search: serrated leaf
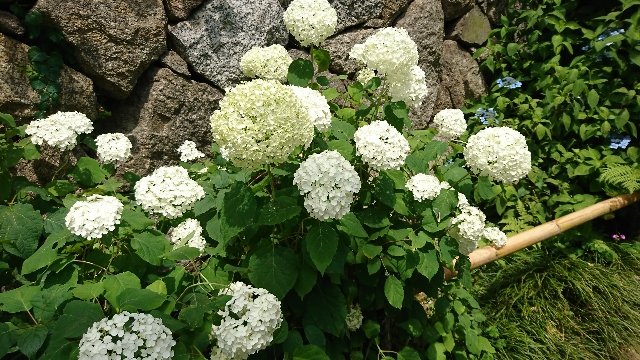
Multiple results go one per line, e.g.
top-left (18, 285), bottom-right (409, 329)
top-left (117, 288), bottom-right (166, 311)
top-left (305, 282), bottom-right (346, 336)
top-left (31, 284), bottom-right (73, 322)
top-left (194, 195), bottom-right (216, 216)
top-left (0, 203), bottom-right (43, 258)
top-left (0, 286), bottom-right (40, 313)
top-left (363, 244), bottom-right (382, 258)
top-left (164, 246), bottom-right (201, 260)
top-left (305, 223), bottom-right (338, 275)
top-left (294, 263), bottom-right (317, 299)
top-left (330, 120), bottom-right (356, 140)
top-left (384, 276), bottom-right (404, 309)
top-left (22, 232), bottom-right (66, 275)
top-left (439, 236), bottom-right (459, 266)
top-left (288, 58), bottom-right (315, 86)
top-left (427, 342), bottom-right (447, 360)
top-left (131, 232), bottom-right (171, 265)
top-left (311, 48), bottom-right (331, 73)
top-left (477, 176), bottom-right (495, 200)
top-left (54, 300), bottom-right (104, 338)
top-left (417, 247), bottom-right (439, 280)
top-left (293, 344), bottom-right (330, 360)
top-left (587, 89), bottom-right (599, 108)
top-left (121, 209), bottom-right (155, 230)
top-left (432, 189), bottom-right (458, 219)
top-left (383, 102), bottom-right (410, 132)
top-left (103, 271), bottom-right (141, 308)
top-left (221, 181), bottom-right (257, 234)
top-left (0, 322), bottom-right (17, 358)
top-left (398, 347), bottom-right (421, 360)
top-left (18, 324), bottom-right (48, 359)
top-left (373, 172), bottom-right (396, 207)
top-left (69, 157), bottom-right (106, 186)
top-left (327, 139), bottom-right (355, 160)
top-left (72, 282), bottom-right (104, 300)
top-left (258, 196), bottom-right (301, 225)
top-left (338, 212), bottom-right (368, 237)
top-left (43, 208), bottom-right (68, 235)
top-left (248, 246), bottom-right (298, 299)
top-left (146, 279), bottom-right (167, 295)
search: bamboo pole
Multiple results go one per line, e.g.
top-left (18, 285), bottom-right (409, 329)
top-left (443, 191), bottom-right (640, 280)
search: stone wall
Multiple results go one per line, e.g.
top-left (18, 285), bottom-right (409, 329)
top-left (0, 0), bottom-right (506, 179)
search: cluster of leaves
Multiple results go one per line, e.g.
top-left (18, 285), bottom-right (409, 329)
top-left (0, 49), bottom-right (505, 359)
top-left (466, 0), bottom-right (640, 244)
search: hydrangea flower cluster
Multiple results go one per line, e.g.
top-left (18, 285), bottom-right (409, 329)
top-left (353, 120), bottom-right (410, 170)
top-left (432, 109), bottom-right (467, 141)
top-left (289, 85), bottom-right (332, 132)
top-left (211, 282), bottom-right (283, 360)
top-left (356, 67), bottom-right (376, 85)
top-left (597, 28), bottom-right (625, 43)
top-left (349, 27), bottom-right (419, 77)
top-left (457, 192), bottom-right (470, 209)
top-left (240, 45), bottom-right (293, 82)
top-left (210, 79), bottom-right (314, 169)
top-left (293, 150), bottom-right (361, 220)
top-left (483, 227), bottom-right (508, 248)
top-left (496, 77), bottom-right (522, 89)
top-left (463, 127), bottom-right (531, 184)
top-left (25, 111), bottom-right (93, 150)
top-left (449, 205), bottom-right (487, 255)
top-left (170, 218), bottom-right (206, 253)
top-left (609, 133), bottom-right (632, 149)
top-left (346, 304), bottom-right (364, 332)
top-left (65, 195), bottom-right (123, 240)
top-left (283, 0), bottom-right (337, 47)
top-left (473, 107), bottom-right (498, 125)
top-left (78, 312), bottom-right (175, 360)
top-left (406, 174), bottom-right (451, 201)
top-left (210, 347), bottom-right (231, 360)
top-left (178, 140), bottom-right (205, 162)
top-left (95, 133), bottom-right (132, 163)
top-left (134, 166), bottom-right (205, 219)
top-left (387, 65), bottom-right (429, 106)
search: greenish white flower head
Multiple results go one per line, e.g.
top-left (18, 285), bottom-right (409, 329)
top-left (283, 0), bottom-right (337, 47)
top-left (483, 226), bottom-right (508, 248)
top-left (78, 311), bottom-right (175, 360)
top-left (134, 166), bottom-right (205, 219)
top-left (356, 67), bottom-right (376, 85)
top-left (170, 218), bottom-right (206, 253)
top-left (212, 282), bottom-right (283, 360)
top-left (449, 205), bottom-right (486, 255)
top-left (25, 111), bottom-right (93, 150)
top-left (354, 120), bottom-right (410, 170)
top-left (95, 133), bottom-right (132, 163)
top-left (210, 79), bottom-right (314, 169)
top-left (293, 150), bottom-right (361, 220)
top-left (432, 109), bottom-right (467, 141)
top-left (463, 127), bottom-right (531, 184)
top-left (289, 85), bottom-right (332, 132)
top-left (406, 173), bottom-right (444, 201)
top-left (210, 347), bottom-right (231, 360)
top-left (178, 140), bottom-right (205, 162)
top-left (346, 304), bottom-right (364, 332)
top-left (387, 65), bottom-right (428, 107)
top-left (349, 27), bottom-right (419, 77)
top-left (240, 44), bottom-right (293, 82)
top-left (65, 195), bottom-right (123, 240)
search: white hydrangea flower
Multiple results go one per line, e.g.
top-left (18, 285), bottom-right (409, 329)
top-left (25, 111), bottom-right (93, 150)
top-left (406, 174), bottom-right (441, 201)
top-left (457, 192), bottom-right (470, 209)
top-left (483, 227), bottom-right (508, 248)
top-left (349, 27), bottom-right (419, 77)
top-left (356, 67), bottom-right (376, 85)
top-left (289, 85), bottom-right (332, 132)
top-left (353, 120), bottom-right (410, 170)
top-left (283, 0), bottom-right (337, 47)
top-left (346, 304), bottom-right (364, 332)
top-left (210, 79), bottom-right (314, 170)
top-left (387, 65), bottom-right (428, 107)
top-left (78, 311), bottom-right (175, 360)
top-left (170, 218), bottom-right (206, 253)
top-left (210, 346), bottom-right (232, 360)
top-left (293, 150), bottom-right (361, 220)
top-left (95, 133), bottom-right (132, 163)
top-left (449, 205), bottom-right (486, 255)
top-left (432, 109), bottom-right (467, 142)
top-left (135, 166), bottom-right (205, 219)
top-left (240, 45), bottom-right (293, 82)
top-left (212, 282), bottom-right (283, 360)
top-left (463, 127), bottom-right (532, 184)
top-left (65, 195), bottom-right (124, 240)
top-left (178, 140), bottom-right (205, 162)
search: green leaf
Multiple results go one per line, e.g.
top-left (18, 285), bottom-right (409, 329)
top-left (194, 195), bottom-right (216, 216)
top-left (131, 232), bottom-right (171, 266)
top-left (179, 305), bottom-right (211, 329)
top-left (338, 212), bottom-right (368, 237)
top-left (417, 246), bottom-right (440, 280)
top-left (103, 271), bottom-right (141, 308)
top-left (18, 324), bottom-right (48, 359)
top-left (221, 181), bottom-right (257, 234)
top-left (0, 286), bottom-right (40, 313)
top-left (0, 323), bottom-right (17, 358)
top-left (316, 76), bottom-right (330, 86)
top-left (330, 120), bottom-right (356, 140)
top-left (31, 284), bottom-right (73, 322)
top-left (383, 102), bottom-right (410, 132)
top-left (362, 320), bottom-right (380, 338)
top-left (357, 208), bottom-right (391, 228)
top-left (465, 329), bottom-right (481, 355)
top-left (45, 180), bottom-right (76, 197)
top-left (327, 139), bottom-right (355, 160)
top-left (373, 172), bottom-right (396, 207)
top-left (121, 209), bottom-right (155, 230)
top-left (0, 113), bottom-right (16, 127)
top-left (258, 196), bottom-right (301, 225)
top-left (43, 208), bottom-right (68, 234)
top-left (146, 279), bottom-right (167, 295)
top-left (0, 203), bottom-right (43, 258)
top-left (164, 246), bottom-right (201, 260)
top-left (305, 282), bottom-right (346, 336)
top-left (97, 178), bottom-right (123, 193)
top-left (631, 50), bottom-right (640, 66)
top-left (248, 246), bottom-right (299, 299)
top-left (311, 48), bottom-right (331, 73)
top-left (54, 300), bottom-right (104, 338)
top-left (293, 344), bottom-right (330, 360)
top-left (432, 189), bottom-right (458, 219)
top-left (476, 176), bottom-right (495, 200)
top-left (69, 157), bottom-right (106, 186)
top-left (398, 347), bottom-right (421, 360)
top-left (427, 342), bottom-right (447, 360)
top-left (439, 236), bottom-right (459, 266)
top-left (305, 223), bottom-right (339, 275)
top-left (384, 276), bottom-right (404, 309)
top-left (405, 151), bottom-right (430, 174)
top-left (399, 319), bottom-right (423, 337)
top-left (72, 282), bottom-right (104, 300)
top-left (294, 263), bottom-right (317, 299)
top-left (288, 58), bottom-right (315, 87)
top-left (587, 89), bottom-right (599, 108)
top-left (22, 233), bottom-right (64, 275)
top-left (363, 244), bottom-right (383, 258)
top-left (616, 108), bottom-right (630, 129)
top-left (506, 42), bottom-right (519, 56)
top-left (304, 324), bottom-right (326, 349)
top-left (117, 288), bottom-right (166, 311)
top-left (322, 88), bottom-right (340, 101)
top-left (284, 330), bottom-right (304, 356)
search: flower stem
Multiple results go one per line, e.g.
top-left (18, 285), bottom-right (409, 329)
top-left (51, 150), bottom-right (70, 182)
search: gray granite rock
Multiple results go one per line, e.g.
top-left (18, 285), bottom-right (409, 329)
top-left (445, 6), bottom-right (492, 46)
top-left (103, 67), bottom-right (223, 177)
top-left (169, 0), bottom-right (288, 90)
top-left (158, 50), bottom-right (191, 78)
top-left (0, 10), bottom-right (25, 38)
top-left (432, 40), bottom-right (487, 114)
top-left (364, 0), bottom-right (411, 28)
top-left (328, 0), bottom-right (384, 32)
top-left (478, 0), bottom-right (508, 26)
top-left (0, 33), bottom-right (97, 125)
top-left (395, 0), bottom-right (444, 129)
top-left (441, 0), bottom-right (474, 21)
top-left (32, 0), bottom-right (167, 99)
top-left (323, 28), bottom-right (376, 76)
top-left (163, 0), bottom-right (204, 20)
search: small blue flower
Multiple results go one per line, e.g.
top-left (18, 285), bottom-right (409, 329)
top-left (473, 107), bottom-right (499, 125)
top-left (597, 34), bottom-right (606, 41)
top-left (595, 56), bottom-right (603, 62)
top-left (446, 159), bottom-right (454, 165)
top-left (582, 45), bottom-right (590, 51)
top-left (609, 133), bottom-right (632, 150)
top-left (604, 52), bottom-right (612, 58)
top-left (497, 77), bottom-right (522, 89)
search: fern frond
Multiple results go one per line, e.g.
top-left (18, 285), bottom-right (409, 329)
top-left (599, 165), bottom-right (640, 195)
top-left (499, 217), bottom-right (534, 235)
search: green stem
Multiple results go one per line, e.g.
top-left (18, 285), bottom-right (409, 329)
top-left (267, 164), bottom-right (277, 199)
top-left (51, 150), bottom-right (70, 182)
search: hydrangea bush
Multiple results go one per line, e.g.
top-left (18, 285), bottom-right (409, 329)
top-left (0, 3), bottom-right (529, 360)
